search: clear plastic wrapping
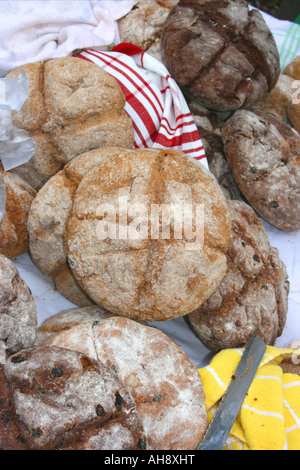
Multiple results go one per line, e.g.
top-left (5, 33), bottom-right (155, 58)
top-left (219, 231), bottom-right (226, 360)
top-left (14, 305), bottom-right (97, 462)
top-left (0, 69), bottom-right (36, 171)
top-left (0, 69), bottom-right (36, 222)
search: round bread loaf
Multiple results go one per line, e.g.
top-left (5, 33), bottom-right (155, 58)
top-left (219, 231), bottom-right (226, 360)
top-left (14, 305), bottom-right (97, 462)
top-left (6, 58), bottom-right (134, 191)
top-left (187, 200), bottom-right (289, 351)
top-left (27, 147), bottom-right (134, 306)
top-left (65, 148), bottom-right (231, 321)
top-left (0, 167), bottom-right (36, 258)
top-left (36, 309), bottom-right (208, 450)
top-left (0, 254), bottom-right (37, 356)
top-left (161, 0), bottom-right (280, 112)
top-left (222, 108), bottom-right (300, 231)
top-left (0, 345), bottom-right (146, 450)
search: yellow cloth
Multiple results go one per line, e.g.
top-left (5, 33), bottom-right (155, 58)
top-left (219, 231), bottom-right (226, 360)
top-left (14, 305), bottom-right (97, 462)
top-left (198, 345), bottom-right (300, 450)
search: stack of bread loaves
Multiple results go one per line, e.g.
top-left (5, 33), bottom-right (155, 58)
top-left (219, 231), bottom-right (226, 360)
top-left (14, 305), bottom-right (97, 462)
top-left (0, 0), bottom-right (298, 450)
top-left (118, 0), bottom-right (294, 349)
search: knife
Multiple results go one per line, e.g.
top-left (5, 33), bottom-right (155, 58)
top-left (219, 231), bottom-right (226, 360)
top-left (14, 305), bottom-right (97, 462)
top-left (198, 334), bottom-right (266, 450)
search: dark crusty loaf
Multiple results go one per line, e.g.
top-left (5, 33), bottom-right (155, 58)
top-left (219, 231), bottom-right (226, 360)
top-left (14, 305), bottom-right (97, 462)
top-left (0, 345), bottom-right (146, 450)
top-left (6, 58), bottom-right (134, 191)
top-left (0, 254), bottom-right (37, 356)
top-left (161, 0), bottom-right (280, 111)
top-left (187, 200), bottom-right (289, 351)
top-left (222, 108), bottom-right (300, 231)
top-left (36, 308), bottom-right (208, 450)
top-left (280, 341), bottom-right (300, 375)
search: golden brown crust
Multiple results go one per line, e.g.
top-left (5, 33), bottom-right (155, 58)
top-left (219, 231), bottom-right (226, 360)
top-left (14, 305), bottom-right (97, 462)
top-left (6, 58), bottom-right (134, 190)
top-left (288, 102), bottom-right (300, 134)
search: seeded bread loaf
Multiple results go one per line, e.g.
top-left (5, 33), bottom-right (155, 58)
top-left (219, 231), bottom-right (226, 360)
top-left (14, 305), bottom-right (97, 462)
top-left (6, 58), bottom-right (134, 190)
top-left (36, 308), bottom-right (208, 450)
top-left (187, 200), bottom-right (289, 351)
top-left (27, 147), bottom-right (134, 306)
top-left (222, 108), bottom-right (300, 231)
top-left (188, 101), bottom-right (240, 200)
top-left (0, 345), bottom-right (146, 450)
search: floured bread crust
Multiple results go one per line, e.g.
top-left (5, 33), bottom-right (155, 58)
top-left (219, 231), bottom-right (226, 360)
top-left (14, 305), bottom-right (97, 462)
top-left (280, 340), bottom-right (300, 375)
top-left (0, 254), bottom-right (37, 355)
top-left (0, 345), bottom-right (146, 450)
top-left (284, 56), bottom-right (300, 80)
top-left (6, 58), bottom-right (134, 190)
top-left (36, 310), bottom-right (208, 450)
top-left (187, 200), bottom-right (289, 351)
top-left (65, 148), bottom-right (231, 321)
top-left (0, 167), bottom-right (36, 258)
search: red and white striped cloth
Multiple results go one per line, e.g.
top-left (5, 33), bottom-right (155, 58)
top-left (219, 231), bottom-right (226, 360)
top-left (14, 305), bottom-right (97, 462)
top-left (75, 43), bottom-right (207, 168)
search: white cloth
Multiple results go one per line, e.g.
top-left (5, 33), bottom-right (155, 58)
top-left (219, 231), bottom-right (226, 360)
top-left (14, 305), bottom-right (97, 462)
top-left (0, 0), bottom-right (137, 77)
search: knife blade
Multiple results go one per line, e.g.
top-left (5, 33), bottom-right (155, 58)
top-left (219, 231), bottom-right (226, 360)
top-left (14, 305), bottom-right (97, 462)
top-left (198, 334), bottom-right (266, 450)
